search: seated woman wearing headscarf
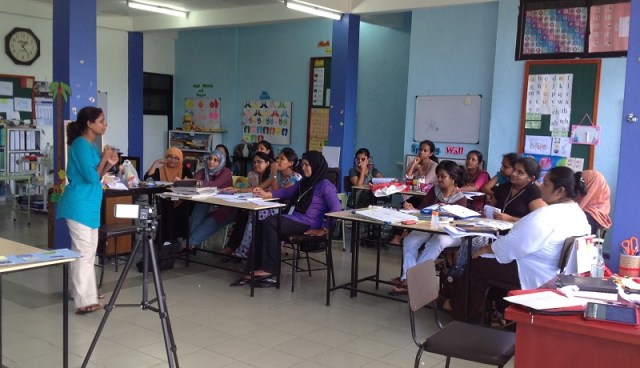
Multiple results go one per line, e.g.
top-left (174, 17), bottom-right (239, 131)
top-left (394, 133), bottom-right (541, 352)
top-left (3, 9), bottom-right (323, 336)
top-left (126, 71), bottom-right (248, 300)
top-left (232, 151), bottom-right (342, 286)
top-left (186, 150), bottom-right (234, 250)
top-left (144, 147), bottom-right (194, 244)
top-left (575, 170), bottom-right (612, 235)
top-left (448, 166), bottom-right (591, 320)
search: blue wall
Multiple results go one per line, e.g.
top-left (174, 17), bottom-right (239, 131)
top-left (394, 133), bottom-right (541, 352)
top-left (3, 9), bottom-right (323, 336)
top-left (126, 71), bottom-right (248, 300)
top-left (404, 3), bottom-right (498, 166)
top-left (487, 0), bottom-right (624, 209)
top-left (174, 16), bottom-right (411, 179)
top-left (357, 14), bottom-right (411, 177)
top-left (174, 20), bottom-right (333, 157)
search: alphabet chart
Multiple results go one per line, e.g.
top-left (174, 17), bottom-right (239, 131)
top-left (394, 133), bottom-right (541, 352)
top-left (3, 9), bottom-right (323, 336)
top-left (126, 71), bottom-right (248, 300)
top-left (525, 74), bottom-right (573, 132)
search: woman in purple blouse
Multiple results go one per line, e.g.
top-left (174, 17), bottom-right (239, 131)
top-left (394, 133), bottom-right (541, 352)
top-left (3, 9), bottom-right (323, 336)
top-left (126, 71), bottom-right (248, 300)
top-left (234, 151), bottom-right (342, 286)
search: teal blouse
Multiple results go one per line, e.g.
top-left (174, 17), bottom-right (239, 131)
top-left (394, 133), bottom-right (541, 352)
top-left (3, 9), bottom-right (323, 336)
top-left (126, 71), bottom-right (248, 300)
top-left (57, 137), bottom-right (103, 229)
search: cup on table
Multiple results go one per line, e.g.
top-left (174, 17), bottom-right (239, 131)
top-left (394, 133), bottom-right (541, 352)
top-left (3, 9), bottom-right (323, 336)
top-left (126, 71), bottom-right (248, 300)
top-left (619, 254), bottom-right (640, 277)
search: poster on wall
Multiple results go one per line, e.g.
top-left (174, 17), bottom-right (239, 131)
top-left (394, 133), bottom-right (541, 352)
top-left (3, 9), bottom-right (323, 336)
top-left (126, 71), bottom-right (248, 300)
top-left (241, 100), bottom-right (292, 145)
top-left (184, 97), bottom-right (221, 131)
top-left (589, 2), bottom-right (630, 53)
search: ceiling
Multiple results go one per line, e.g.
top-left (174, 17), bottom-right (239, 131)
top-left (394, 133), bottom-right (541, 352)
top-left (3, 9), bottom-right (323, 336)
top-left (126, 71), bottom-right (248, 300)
top-left (13, 0), bottom-right (493, 32)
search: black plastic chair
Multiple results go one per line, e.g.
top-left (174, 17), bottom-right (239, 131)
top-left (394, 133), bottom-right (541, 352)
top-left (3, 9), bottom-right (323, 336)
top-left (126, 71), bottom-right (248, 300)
top-left (407, 259), bottom-right (515, 368)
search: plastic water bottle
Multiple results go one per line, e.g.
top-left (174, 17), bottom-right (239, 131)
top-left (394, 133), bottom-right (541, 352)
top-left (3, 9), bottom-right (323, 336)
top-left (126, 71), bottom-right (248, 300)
top-left (430, 210), bottom-right (440, 229)
top-left (591, 241), bottom-right (605, 278)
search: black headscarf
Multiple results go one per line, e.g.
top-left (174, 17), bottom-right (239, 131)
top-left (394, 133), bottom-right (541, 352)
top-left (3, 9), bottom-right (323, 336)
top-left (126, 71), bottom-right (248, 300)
top-left (293, 151), bottom-right (328, 214)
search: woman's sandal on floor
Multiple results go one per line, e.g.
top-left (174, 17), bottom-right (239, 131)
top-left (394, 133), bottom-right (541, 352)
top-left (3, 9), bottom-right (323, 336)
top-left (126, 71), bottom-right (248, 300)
top-left (388, 285), bottom-right (408, 296)
top-left (229, 274), bottom-right (272, 287)
top-left (75, 304), bottom-right (102, 315)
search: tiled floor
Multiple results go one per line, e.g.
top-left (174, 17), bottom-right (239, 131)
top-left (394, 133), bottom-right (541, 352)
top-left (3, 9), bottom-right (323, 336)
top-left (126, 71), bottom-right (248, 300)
top-left (0, 200), bottom-right (514, 367)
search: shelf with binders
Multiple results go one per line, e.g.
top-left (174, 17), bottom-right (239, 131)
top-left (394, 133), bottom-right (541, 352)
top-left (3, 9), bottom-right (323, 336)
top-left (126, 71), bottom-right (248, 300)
top-left (5, 127), bottom-right (41, 174)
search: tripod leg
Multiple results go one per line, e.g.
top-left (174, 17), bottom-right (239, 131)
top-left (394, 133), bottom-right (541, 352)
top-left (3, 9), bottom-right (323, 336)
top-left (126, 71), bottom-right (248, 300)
top-left (82, 231), bottom-right (144, 368)
top-left (146, 234), bottom-right (180, 367)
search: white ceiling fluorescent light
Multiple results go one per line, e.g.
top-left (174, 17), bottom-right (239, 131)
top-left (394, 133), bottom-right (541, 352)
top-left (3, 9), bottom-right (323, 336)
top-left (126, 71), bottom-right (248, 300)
top-left (127, 1), bottom-right (189, 18)
top-left (285, 0), bottom-right (342, 21)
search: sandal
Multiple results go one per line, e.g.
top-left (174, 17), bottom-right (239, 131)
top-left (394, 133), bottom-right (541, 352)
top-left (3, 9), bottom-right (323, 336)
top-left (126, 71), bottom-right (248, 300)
top-left (98, 294), bottom-right (105, 300)
top-left (388, 286), bottom-right (408, 296)
top-left (389, 277), bottom-right (403, 286)
top-left (229, 274), bottom-right (272, 287)
top-left (255, 277), bottom-right (277, 288)
top-left (75, 304), bottom-right (102, 315)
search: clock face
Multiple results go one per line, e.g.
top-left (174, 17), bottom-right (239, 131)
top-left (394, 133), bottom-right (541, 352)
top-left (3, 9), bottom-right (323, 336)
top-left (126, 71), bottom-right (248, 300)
top-left (5, 28), bottom-right (40, 65)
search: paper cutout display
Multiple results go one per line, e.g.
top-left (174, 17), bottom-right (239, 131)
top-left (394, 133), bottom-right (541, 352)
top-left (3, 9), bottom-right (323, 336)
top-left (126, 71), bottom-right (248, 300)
top-left (242, 100), bottom-right (292, 145)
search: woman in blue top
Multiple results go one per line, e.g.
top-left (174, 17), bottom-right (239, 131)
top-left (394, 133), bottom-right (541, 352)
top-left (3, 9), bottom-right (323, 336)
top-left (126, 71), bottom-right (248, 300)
top-left (57, 106), bottom-right (119, 315)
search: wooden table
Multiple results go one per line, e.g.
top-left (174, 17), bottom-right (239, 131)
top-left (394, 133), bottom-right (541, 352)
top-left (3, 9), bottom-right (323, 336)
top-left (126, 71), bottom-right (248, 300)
top-left (505, 303), bottom-right (640, 367)
top-left (0, 238), bottom-right (77, 368)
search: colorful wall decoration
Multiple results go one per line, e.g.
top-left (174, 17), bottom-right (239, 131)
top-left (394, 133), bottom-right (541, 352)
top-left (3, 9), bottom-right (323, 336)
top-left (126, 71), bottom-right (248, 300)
top-left (241, 100), bottom-right (292, 145)
top-left (184, 97), bottom-right (221, 131)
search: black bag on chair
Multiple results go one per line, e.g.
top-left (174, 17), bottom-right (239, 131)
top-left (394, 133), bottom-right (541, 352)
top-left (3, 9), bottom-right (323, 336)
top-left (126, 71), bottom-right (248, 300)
top-left (136, 241), bottom-right (180, 272)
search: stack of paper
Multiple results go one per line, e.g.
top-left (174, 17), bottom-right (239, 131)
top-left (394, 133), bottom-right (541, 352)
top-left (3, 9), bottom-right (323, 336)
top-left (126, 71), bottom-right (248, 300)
top-left (356, 207), bottom-right (418, 223)
top-left (439, 205), bottom-right (480, 219)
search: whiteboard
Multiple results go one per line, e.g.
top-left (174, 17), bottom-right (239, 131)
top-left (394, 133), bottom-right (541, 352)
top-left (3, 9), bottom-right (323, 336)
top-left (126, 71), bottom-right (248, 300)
top-left (414, 95), bottom-right (481, 144)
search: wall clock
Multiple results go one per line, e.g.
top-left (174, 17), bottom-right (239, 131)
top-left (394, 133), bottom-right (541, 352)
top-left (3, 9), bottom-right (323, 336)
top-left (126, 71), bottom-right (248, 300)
top-left (5, 27), bottom-right (40, 65)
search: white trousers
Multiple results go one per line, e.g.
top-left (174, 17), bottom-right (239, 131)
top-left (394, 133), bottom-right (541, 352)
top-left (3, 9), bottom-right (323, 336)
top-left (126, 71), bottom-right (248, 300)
top-left (66, 219), bottom-right (99, 309)
top-left (401, 231), bottom-right (462, 280)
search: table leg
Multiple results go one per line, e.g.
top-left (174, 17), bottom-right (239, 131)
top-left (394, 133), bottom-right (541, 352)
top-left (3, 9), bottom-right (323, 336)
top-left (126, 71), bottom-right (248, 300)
top-left (351, 221), bottom-right (360, 297)
top-left (464, 237), bottom-right (472, 322)
top-left (63, 263), bottom-right (69, 368)
top-left (1, 274), bottom-right (3, 368)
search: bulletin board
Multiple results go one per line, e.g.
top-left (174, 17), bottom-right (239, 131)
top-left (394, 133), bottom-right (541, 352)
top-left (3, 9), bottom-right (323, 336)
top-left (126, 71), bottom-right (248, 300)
top-left (519, 59), bottom-right (600, 173)
top-left (0, 74), bottom-right (35, 122)
top-left (307, 57), bottom-right (331, 151)
top-left (414, 95), bottom-right (482, 144)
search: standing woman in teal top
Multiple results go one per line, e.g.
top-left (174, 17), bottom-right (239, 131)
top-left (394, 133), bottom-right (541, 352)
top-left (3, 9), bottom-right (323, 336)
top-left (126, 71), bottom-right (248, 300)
top-left (57, 106), bottom-right (119, 315)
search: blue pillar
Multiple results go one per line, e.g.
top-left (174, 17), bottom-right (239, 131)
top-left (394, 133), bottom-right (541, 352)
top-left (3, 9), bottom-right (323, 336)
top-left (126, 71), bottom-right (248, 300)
top-left (52, 0), bottom-right (97, 248)
top-left (610, 0), bottom-right (640, 272)
top-left (128, 33), bottom-right (144, 162)
top-left (329, 14), bottom-right (359, 180)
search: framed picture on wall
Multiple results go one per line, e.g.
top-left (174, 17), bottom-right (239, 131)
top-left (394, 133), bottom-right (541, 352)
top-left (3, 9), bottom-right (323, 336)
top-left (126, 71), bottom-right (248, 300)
top-left (516, 0), bottom-right (629, 60)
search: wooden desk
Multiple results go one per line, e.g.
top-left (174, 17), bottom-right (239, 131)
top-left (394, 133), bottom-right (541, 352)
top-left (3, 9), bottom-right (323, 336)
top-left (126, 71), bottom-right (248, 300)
top-left (505, 304), bottom-right (640, 367)
top-left (0, 238), bottom-right (77, 368)
top-left (325, 210), bottom-right (476, 319)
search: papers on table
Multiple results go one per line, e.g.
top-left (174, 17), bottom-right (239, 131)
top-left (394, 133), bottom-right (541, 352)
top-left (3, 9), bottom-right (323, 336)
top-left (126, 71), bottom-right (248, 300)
top-left (0, 248), bottom-right (80, 266)
top-left (355, 207), bottom-right (418, 223)
top-left (171, 187), bottom-right (218, 195)
top-left (504, 291), bottom-right (587, 310)
top-left (463, 191), bottom-right (485, 200)
top-left (106, 182), bottom-right (128, 190)
top-left (475, 219), bottom-right (514, 231)
top-left (483, 205), bottom-right (501, 219)
top-left (443, 225), bottom-right (497, 239)
top-left (439, 205), bottom-right (480, 219)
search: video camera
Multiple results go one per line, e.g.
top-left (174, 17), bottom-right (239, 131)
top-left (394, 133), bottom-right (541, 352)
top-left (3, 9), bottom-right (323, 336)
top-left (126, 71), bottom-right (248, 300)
top-left (114, 204), bottom-right (154, 221)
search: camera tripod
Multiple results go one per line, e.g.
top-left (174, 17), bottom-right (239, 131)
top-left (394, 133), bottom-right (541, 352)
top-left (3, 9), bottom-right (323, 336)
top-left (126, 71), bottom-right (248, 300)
top-left (82, 217), bottom-right (179, 367)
